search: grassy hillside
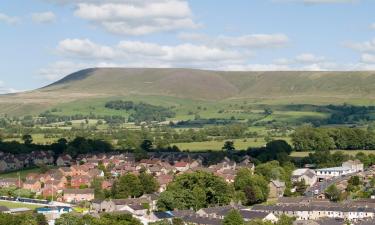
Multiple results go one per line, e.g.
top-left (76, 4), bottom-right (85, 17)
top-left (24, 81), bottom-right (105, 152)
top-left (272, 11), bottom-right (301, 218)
top-left (2, 68), bottom-right (375, 115)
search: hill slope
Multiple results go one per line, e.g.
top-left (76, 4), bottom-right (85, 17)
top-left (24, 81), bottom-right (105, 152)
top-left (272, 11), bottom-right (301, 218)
top-left (2, 68), bottom-right (375, 115)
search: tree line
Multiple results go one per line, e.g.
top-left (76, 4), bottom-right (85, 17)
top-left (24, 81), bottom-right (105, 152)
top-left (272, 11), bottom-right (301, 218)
top-left (291, 126), bottom-right (375, 151)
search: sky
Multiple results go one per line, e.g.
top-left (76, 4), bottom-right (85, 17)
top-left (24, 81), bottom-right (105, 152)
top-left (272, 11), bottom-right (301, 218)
top-left (0, 0), bottom-right (375, 93)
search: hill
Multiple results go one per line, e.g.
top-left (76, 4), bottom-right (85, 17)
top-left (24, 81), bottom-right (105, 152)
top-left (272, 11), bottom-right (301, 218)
top-left (2, 68), bottom-right (375, 115)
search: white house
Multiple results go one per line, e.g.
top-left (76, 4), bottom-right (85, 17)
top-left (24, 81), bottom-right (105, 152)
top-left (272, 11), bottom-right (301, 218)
top-left (292, 169), bottom-right (317, 187)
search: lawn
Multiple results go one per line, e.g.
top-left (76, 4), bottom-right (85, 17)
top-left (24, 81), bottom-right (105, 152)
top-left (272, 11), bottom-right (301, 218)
top-left (0, 167), bottom-right (41, 179)
top-left (173, 138), bottom-right (269, 151)
top-left (0, 200), bottom-right (42, 210)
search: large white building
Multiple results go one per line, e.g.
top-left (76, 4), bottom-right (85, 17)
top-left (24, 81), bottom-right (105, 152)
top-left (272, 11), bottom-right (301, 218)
top-left (315, 160), bottom-right (364, 180)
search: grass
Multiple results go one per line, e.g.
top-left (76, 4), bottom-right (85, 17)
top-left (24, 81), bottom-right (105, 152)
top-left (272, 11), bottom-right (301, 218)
top-left (0, 167), bottom-right (41, 179)
top-left (173, 138), bottom-right (286, 151)
top-left (0, 200), bottom-right (42, 209)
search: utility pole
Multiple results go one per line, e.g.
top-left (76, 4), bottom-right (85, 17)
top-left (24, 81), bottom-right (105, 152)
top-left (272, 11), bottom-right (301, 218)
top-left (51, 177), bottom-right (54, 204)
top-left (17, 172), bottom-right (20, 199)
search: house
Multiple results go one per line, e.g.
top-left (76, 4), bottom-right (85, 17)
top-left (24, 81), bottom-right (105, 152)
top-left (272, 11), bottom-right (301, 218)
top-left (63, 188), bottom-right (95, 203)
top-left (240, 210), bottom-right (278, 223)
top-left (0, 178), bottom-right (22, 188)
top-left (157, 174), bottom-right (173, 192)
top-left (269, 180), bottom-right (286, 198)
top-left (42, 186), bottom-right (59, 198)
top-left (22, 179), bottom-right (42, 192)
top-left (59, 167), bottom-right (73, 176)
top-left (292, 168), bottom-right (317, 187)
top-left (196, 205), bottom-right (245, 219)
top-left (71, 175), bottom-right (91, 188)
top-left (179, 215), bottom-right (222, 225)
top-left (175, 161), bottom-right (190, 172)
top-left (252, 200), bottom-right (375, 221)
top-left (56, 154), bottom-right (73, 167)
top-left (342, 160), bottom-right (364, 173)
top-left (101, 180), bottom-right (113, 190)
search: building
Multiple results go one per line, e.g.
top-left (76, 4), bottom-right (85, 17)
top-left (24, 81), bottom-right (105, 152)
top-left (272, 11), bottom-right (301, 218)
top-left (315, 160), bottom-right (363, 181)
top-left (342, 160), bottom-right (364, 173)
top-left (292, 169), bottom-right (317, 187)
top-left (0, 178), bottom-right (22, 188)
top-left (22, 179), bottom-right (42, 192)
top-left (252, 201), bottom-right (375, 221)
top-left (269, 180), bottom-right (286, 198)
top-left (63, 189), bottom-right (95, 203)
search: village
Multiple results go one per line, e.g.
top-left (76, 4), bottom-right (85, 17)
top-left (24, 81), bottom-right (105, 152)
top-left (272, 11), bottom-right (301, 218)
top-left (1, 150), bottom-right (375, 225)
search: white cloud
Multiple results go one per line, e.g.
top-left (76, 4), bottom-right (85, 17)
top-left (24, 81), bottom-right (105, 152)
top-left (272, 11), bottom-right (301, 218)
top-left (361, 53), bottom-right (375, 63)
top-left (32, 11), bottom-right (56, 23)
top-left (295, 53), bottom-right (326, 63)
top-left (57, 38), bottom-right (245, 64)
top-left (178, 33), bottom-right (290, 49)
top-left (274, 53), bottom-right (327, 65)
top-left (216, 34), bottom-right (289, 48)
top-left (37, 61), bottom-right (92, 81)
top-left (57, 38), bottom-right (116, 59)
top-left (72, 0), bottom-right (199, 35)
top-left (345, 39), bottom-right (375, 53)
top-left (0, 13), bottom-right (20, 25)
top-left (371, 23), bottom-right (375, 30)
top-left (0, 80), bottom-right (20, 94)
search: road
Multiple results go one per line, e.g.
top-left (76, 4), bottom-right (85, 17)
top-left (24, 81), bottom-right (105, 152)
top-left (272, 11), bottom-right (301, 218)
top-left (304, 169), bottom-right (373, 197)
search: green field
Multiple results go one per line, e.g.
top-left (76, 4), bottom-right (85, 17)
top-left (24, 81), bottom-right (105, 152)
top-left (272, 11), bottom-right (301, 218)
top-left (174, 137), bottom-right (291, 151)
top-left (0, 200), bottom-right (42, 209)
top-left (0, 167), bottom-right (42, 179)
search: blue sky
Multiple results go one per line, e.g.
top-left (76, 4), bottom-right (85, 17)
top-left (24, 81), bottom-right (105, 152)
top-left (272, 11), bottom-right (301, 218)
top-left (0, 0), bottom-right (374, 93)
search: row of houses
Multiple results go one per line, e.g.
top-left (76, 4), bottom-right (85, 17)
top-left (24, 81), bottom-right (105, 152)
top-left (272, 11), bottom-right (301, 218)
top-left (1, 153), bottom-right (256, 203)
top-left (0, 151), bottom-right (54, 172)
top-left (252, 197), bottom-right (375, 222)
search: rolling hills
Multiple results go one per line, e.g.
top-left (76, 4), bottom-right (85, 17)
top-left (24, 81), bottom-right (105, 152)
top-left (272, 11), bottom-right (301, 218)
top-left (2, 68), bottom-right (375, 115)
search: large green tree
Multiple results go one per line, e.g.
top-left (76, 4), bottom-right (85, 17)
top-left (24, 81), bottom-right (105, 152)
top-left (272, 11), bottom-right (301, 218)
top-left (112, 173), bottom-right (143, 198)
top-left (223, 209), bottom-right (245, 225)
top-left (157, 171), bottom-right (233, 211)
top-left (234, 168), bottom-right (269, 205)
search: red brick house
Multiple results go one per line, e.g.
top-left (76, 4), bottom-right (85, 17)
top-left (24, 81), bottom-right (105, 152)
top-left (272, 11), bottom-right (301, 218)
top-left (63, 189), bottom-right (95, 203)
top-left (71, 175), bottom-right (91, 188)
top-left (23, 180), bottom-right (42, 192)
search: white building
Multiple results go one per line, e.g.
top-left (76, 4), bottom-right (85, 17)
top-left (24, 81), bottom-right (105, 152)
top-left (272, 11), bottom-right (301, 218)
top-left (315, 160), bottom-right (363, 181)
top-left (292, 169), bottom-right (317, 187)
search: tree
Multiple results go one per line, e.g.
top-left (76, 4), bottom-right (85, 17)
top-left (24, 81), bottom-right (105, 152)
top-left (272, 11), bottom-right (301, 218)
top-left (291, 126), bottom-right (335, 151)
top-left (276, 214), bottom-right (295, 225)
top-left (247, 140), bottom-right (293, 164)
top-left (55, 213), bottom-right (142, 225)
top-left (22, 134), bottom-right (33, 146)
top-left (140, 139), bottom-right (153, 152)
top-left (222, 141), bottom-right (235, 152)
top-left (91, 178), bottom-right (105, 200)
top-left (112, 173), bottom-right (143, 198)
top-left (223, 209), bottom-right (245, 225)
top-left (234, 168), bottom-right (269, 205)
top-left (157, 171), bottom-right (232, 211)
top-left (139, 171), bottom-right (159, 194)
top-left (325, 184), bottom-right (341, 202)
